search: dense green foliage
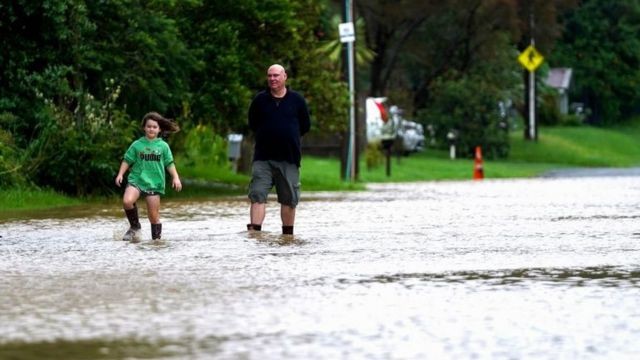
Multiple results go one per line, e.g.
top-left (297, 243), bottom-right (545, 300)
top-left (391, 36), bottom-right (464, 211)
top-left (0, 0), bottom-right (347, 195)
top-left (1, 0), bottom-right (637, 197)
top-left (551, 0), bottom-right (640, 125)
top-left (417, 33), bottom-right (520, 159)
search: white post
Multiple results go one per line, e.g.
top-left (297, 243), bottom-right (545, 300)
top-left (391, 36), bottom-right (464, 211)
top-left (529, 69), bottom-right (536, 140)
top-left (528, 11), bottom-right (536, 141)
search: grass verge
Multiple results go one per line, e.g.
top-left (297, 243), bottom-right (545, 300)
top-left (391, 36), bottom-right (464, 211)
top-left (4, 123), bottom-right (640, 212)
top-left (0, 187), bottom-right (82, 212)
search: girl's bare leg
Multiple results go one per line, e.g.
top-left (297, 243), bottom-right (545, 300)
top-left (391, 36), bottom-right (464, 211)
top-left (122, 186), bottom-right (142, 241)
top-left (146, 195), bottom-right (162, 239)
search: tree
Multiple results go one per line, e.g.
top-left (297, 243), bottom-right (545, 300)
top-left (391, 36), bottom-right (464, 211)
top-left (551, 0), bottom-right (640, 124)
top-left (355, 0), bottom-right (522, 157)
top-left (84, 0), bottom-right (196, 120)
top-left (356, 0), bottom-right (436, 97)
top-left (0, 0), bottom-right (350, 194)
top-left (175, 0), bottom-right (348, 134)
top-left (515, 0), bottom-right (578, 53)
top-left (314, 15), bottom-right (375, 78)
top-left (418, 33), bottom-right (521, 159)
top-left (0, 0), bottom-right (94, 148)
top-left (402, 0), bottom-right (520, 113)
top-left (0, 0), bottom-right (192, 195)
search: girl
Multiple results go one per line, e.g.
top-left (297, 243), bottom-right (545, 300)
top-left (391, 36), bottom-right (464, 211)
top-left (115, 112), bottom-right (182, 241)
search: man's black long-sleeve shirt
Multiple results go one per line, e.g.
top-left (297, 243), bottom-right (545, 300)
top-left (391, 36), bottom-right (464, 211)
top-left (248, 89), bottom-right (311, 167)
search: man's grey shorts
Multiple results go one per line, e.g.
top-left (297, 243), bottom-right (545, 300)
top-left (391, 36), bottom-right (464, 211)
top-left (248, 160), bottom-right (300, 207)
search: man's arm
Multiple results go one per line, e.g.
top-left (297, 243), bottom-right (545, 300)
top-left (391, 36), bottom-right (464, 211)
top-left (299, 97), bottom-right (311, 136)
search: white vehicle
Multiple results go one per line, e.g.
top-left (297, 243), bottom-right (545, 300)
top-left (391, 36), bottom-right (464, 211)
top-left (365, 97), bottom-right (424, 154)
top-left (365, 97), bottom-right (396, 143)
top-left (397, 119), bottom-right (425, 154)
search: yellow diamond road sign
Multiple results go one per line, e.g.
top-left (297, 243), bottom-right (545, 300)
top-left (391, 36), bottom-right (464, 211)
top-left (518, 45), bottom-right (544, 72)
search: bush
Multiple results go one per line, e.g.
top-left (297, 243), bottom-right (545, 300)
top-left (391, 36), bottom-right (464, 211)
top-left (365, 141), bottom-right (384, 169)
top-left (418, 74), bottom-right (511, 159)
top-left (0, 120), bottom-right (26, 188)
top-left (181, 124), bottom-right (228, 169)
top-left (538, 93), bottom-right (562, 126)
top-left (27, 91), bottom-right (136, 196)
top-left (559, 113), bottom-right (584, 126)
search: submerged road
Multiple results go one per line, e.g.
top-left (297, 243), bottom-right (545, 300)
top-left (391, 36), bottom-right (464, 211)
top-left (1, 174), bottom-right (640, 359)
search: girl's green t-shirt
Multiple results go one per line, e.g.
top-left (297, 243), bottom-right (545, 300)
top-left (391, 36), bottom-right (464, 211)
top-left (123, 137), bottom-right (174, 194)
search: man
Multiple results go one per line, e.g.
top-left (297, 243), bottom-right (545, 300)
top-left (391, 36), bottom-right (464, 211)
top-left (247, 64), bottom-right (311, 235)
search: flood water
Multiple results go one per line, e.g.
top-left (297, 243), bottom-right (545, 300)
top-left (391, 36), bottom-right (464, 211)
top-left (1, 176), bottom-right (640, 359)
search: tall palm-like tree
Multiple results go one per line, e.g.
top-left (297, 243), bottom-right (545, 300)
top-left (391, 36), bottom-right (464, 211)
top-left (315, 15), bottom-right (375, 76)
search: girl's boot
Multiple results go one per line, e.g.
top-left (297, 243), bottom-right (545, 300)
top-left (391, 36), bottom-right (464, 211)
top-left (151, 223), bottom-right (162, 240)
top-left (123, 204), bottom-right (142, 241)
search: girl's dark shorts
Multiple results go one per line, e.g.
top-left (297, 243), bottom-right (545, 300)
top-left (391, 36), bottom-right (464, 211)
top-left (127, 184), bottom-right (161, 197)
top-left (248, 160), bottom-right (300, 207)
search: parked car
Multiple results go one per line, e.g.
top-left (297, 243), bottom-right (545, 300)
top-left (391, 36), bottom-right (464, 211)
top-left (397, 120), bottom-right (425, 155)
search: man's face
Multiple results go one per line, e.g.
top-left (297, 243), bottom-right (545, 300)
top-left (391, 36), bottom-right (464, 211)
top-left (267, 67), bottom-right (286, 92)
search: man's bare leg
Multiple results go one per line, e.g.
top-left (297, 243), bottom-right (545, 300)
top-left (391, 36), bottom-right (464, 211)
top-left (281, 205), bottom-right (296, 234)
top-left (248, 202), bottom-right (266, 231)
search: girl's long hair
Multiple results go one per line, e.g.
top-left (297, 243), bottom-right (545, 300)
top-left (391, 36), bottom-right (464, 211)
top-left (142, 112), bottom-right (180, 138)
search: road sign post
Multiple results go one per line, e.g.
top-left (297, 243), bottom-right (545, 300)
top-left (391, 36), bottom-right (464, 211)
top-left (518, 44), bottom-right (544, 141)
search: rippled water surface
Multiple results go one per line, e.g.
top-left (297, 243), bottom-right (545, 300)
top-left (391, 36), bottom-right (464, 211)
top-left (1, 177), bottom-right (640, 359)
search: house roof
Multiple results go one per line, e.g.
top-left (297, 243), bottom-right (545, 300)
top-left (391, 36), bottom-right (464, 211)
top-left (545, 68), bottom-right (572, 90)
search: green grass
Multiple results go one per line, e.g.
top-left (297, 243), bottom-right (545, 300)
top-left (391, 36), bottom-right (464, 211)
top-left (304, 142), bottom-right (563, 187)
top-left (4, 122), bottom-right (640, 212)
top-left (0, 187), bottom-right (82, 212)
top-left (509, 126), bottom-right (640, 166)
top-left (166, 158), bottom-right (249, 199)
top-left (176, 159), bottom-right (249, 186)
top-left (356, 150), bottom-right (558, 182)
top-left (315, 122), bottom-right (640, 183)
top-left (301, 156), bottom-right (365, 191)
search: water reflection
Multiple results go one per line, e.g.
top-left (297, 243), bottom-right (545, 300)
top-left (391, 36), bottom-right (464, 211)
top-left (340, 266), bottom-right (640, 287)
top-left (1, 177), bottom-right (640, 359)
top-left (247, 231), bottom-right (306, 246)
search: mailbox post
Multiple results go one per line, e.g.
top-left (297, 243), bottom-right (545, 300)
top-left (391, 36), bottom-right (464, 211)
top-left (381, 139), bottom-right (394, 177)
top-left (227, 133), bottom-right (243, 173)
top-left (447, 130), bottom-right (458, 160)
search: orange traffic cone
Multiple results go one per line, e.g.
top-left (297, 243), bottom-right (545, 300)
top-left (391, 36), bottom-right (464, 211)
top-left (473, 146), bottom-right (484, 180)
